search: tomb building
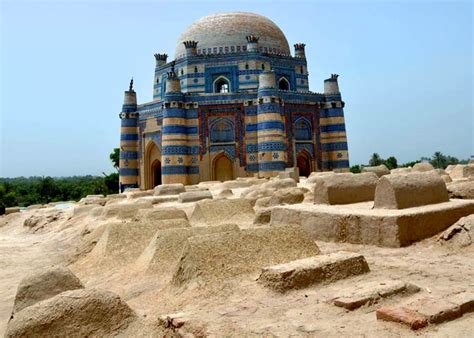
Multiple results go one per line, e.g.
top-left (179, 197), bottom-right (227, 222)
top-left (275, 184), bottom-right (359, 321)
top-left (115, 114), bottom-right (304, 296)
top-left (119, 12), bottom-right (349, 191)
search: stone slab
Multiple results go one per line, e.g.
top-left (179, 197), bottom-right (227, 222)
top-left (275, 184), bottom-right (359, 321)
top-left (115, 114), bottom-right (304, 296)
top-left (257, 251), bottom-right (369, 292)
top-left (333, 280), bottom-right (420, 310)
top-left (178, 190), bottom-right (213, 203)
top-left (271, 200), bottom-right (474, 247)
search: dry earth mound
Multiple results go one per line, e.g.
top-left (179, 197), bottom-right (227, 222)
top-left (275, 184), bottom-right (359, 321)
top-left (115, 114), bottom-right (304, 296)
top-left (6, 289), bottom-right (136, 337)
top-left (135, 224), bottom-right (240, 276)
top-left (362, 164), bottom-right (390, 177)
top-left (101, 201), bottom-right (153, 220)
top-left (412, 162), bottom-right (435, 172)
top-left (374, 171), bottom-right (449, 209)
top-left (172, 225), bottom-right (320, 286)
top-left (190, 198), bottom-right (255, 225)
top-left (87, 221), bottom-right (178, 265)
top-left (11, 266), bottom-right (83, 314)
top-left (255, 187), bottom-right (306, 208)
top-left (313, 172), bottom-right (378, 204)
top-left (447, 180), bottom-right (474, 199)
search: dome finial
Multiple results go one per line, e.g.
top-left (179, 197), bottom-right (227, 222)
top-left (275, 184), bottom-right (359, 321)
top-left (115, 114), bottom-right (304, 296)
top-left (129, 77), bottom-right (134, 92)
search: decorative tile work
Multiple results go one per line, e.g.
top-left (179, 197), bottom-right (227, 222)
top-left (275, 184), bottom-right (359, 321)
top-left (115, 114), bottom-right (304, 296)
top-left (321, 142), bottom-right (348, 152)
top-left (246, 121), bottom-right (284, 132)
top-left (257, 141), bottom-right (286, 152)
top-left (120, 168), bottom-right (139, 176)
top-left (209, 144), bottom-right (236, 159)
top-left (320, 124), bottom-right (346, 133)
top-left (204, 65), bottom-right (239, 93)
top-left (120, 134), bottom-right (139, 141)
top-left (162, 125), bottom-right (199, 135)
top-left (320, 108), bottom-right (345, 118)
top-left (296, 143), bottom-right (314, 158)
top-left (162, 165), bottom-right (199, 175)
top-left (323, 160), bottom-right (350, 170)
top-left (120, 151), bottom-right (138, 160)
top-left (199, 104), bottom-right (245, 167)
top-left (209, 117), bottom-right (235, 143)
top-left (294, 116), bottom-right (312, 141)
top-left (162, 145), bottom-right (200, 155)
top-left (146, 133), bottom-right (161, 149)
top-left (121, 118), bottom-right (138, 127)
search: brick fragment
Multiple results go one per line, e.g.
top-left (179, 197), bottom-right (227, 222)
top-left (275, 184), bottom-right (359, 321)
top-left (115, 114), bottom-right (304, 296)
top-left (411, 298), bottom-right (462, 324)
top-left (376, 306), bottom-right (428, 330)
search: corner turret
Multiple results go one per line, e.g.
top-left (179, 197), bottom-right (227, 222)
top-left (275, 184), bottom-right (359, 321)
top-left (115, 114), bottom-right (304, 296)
top-left (246, 35), bottom-right (260, 53)
top-left (119, 78), bottom-right (139, 192)
top-left (294, 43), bottom-right (306, 58)
top-left (324, 74), bottom-right (340, 95)
top-left (154, 53), bottom-right (168, 68)
top-left (183, 40), bottom-right (198, 57)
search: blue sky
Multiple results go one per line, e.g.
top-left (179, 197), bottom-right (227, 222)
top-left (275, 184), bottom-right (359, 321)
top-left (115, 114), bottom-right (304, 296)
top-left (0, 0), bottom-right (472, 177)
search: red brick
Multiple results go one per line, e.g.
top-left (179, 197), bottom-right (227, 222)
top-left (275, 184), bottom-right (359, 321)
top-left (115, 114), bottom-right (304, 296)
top-left (376, 306), bottom-right (428, 330)
top-left (411, 298), bottom-right (462, 324)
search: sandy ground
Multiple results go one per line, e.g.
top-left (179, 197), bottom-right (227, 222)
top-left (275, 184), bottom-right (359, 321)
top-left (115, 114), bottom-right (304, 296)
top-left (1, 199), bottom-right (473, 336)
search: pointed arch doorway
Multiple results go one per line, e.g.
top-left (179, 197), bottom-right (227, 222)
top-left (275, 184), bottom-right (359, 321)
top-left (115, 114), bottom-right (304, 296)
top-left (144, 141), bottom-right (162, 189)
top-left (213, 153), bottom-right (233, 182)
top-left (296, 150), bottom-right (312, 177)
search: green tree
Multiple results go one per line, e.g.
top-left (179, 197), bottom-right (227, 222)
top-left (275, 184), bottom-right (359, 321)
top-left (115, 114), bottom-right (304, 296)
top-left (369, 153), bottom-right (383, 166)
top-left (37, 176), bottom-right (58, 203)
top-left (446, 155), bottom-right (459, 166)
top-left (103, 172), bottom-right (119, 194)
top-left (384, 156), bottom-right (398, 170)
top-left (430, 151), bottom-right (447, 169)
top-left (350, 165), bottom-right (362, 173)
top-left (110, 148), bottom-right (120, 170)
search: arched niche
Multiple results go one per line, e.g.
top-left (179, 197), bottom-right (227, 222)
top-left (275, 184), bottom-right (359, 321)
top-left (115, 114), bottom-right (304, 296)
top-left (295, 118), bottom-right (312, 141)
top-left (213, 76), bottom-right (230, 93)
top-left (144, 140), bottom-right (162, 189)
top-left (209, 118), bottom-right (235, 143)
top-left (278, 77), bottom-right (290, 90)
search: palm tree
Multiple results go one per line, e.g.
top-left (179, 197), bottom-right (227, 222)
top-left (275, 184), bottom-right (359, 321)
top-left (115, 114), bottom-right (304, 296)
top-left (431, 151), bottom-right (447, 169)
top-left (369, 153), bottom-right (383, 166)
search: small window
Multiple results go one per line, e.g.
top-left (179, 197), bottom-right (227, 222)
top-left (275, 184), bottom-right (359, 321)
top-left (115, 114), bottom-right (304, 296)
top-left (300, 66), bottom-right (304, 74)
top-left (194, 66), bottom-right (198, 73)
top-left (261, 64), bottom-right (265, 70)
top-left (279, 78), bottom-right (290, 90)
top-left (214, 77), bottom-right (230, 93)
top-left (245, 64), bottom-right (249, 70)
top-left (181, 69), bottom-right (184, 76)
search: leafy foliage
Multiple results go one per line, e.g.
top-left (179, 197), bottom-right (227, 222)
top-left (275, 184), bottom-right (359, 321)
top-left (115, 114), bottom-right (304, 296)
top-left (350, 165), bottom-right (362, 173)
top-left (368, 153), bottom-right (383, 166)
top-left (0, 149), bottom-right (120, 211)
top-left (110, 148), bottom-right (120, 170)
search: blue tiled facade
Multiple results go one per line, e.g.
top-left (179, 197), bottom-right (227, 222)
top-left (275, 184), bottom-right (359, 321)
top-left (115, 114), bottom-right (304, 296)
top-left (118, 12), bottom-right (350, 189)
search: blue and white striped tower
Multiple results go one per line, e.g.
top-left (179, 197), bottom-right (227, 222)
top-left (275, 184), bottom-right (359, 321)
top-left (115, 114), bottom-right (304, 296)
top-left (256, 70), bottom-right (287, 177)
top-left (119, 79), bottom-right (139, 192)
top-left (161, 64), bottom-right (189, 184)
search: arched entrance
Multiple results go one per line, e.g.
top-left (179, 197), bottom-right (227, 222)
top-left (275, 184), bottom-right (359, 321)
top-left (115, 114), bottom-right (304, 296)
top-left (296, 151), bottom-right (312, 177)
top-left (213, 153), bottom-right (233, 182)
top-left (151, 159), bottom-right (162, 188)
top-left (144, 141), bottom-right (161, 189)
